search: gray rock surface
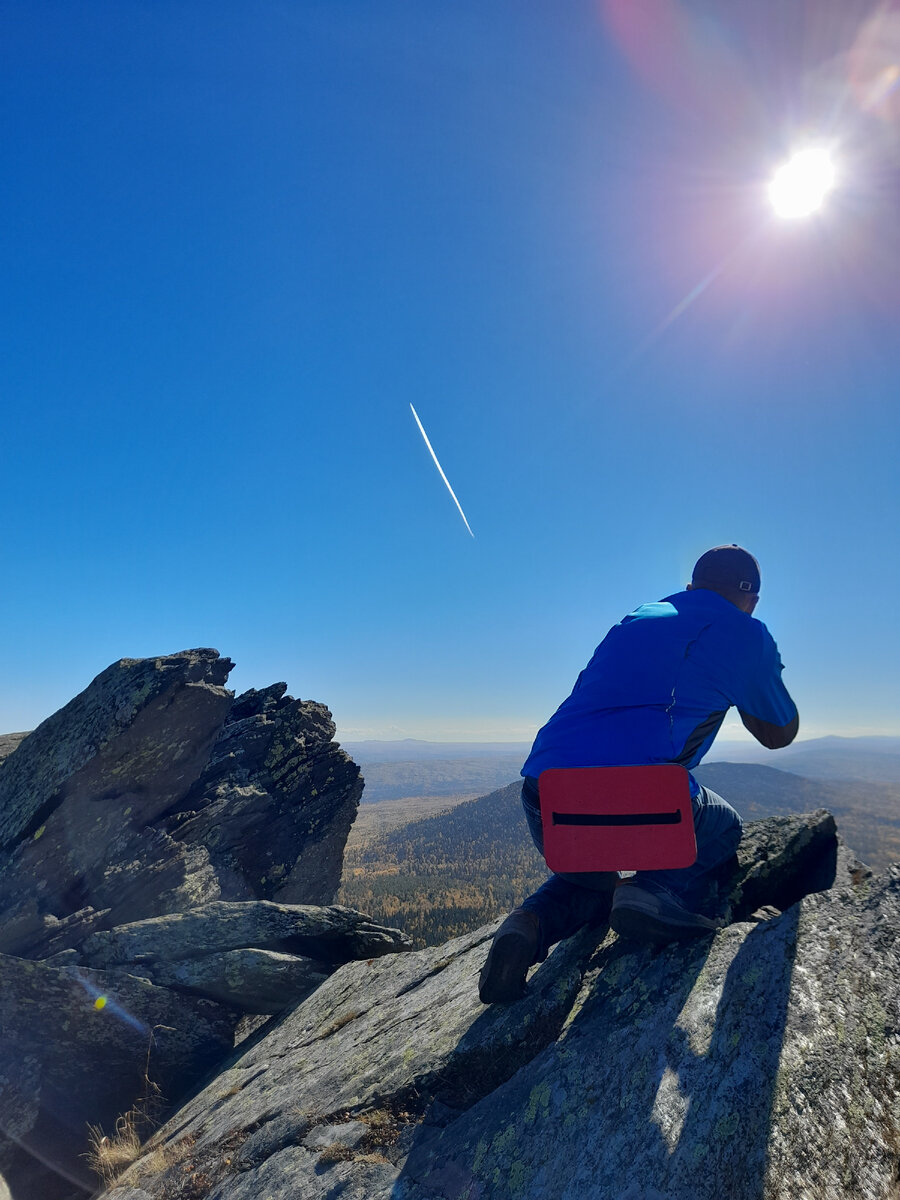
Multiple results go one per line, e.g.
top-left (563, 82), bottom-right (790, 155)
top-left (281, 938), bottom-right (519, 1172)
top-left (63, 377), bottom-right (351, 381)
top-left (0, 901), bottom-right (111, 959)
top-left (0, 650), bottom-right (389, 1198)
top-left (164, 682), bottom-right (363, 905)
top-left (0, 651), bottom-right (234, 927)
top-left (0, 649), bottom-right (232, 850)
top-left (1, 825), bottom-right (224, 935)
top-left (0, 952), bottom-right (235, 1192)
top-left (100, 917), bottom-right (593, 1199)
top-left (98, 813), bottom-right (900, 1200)
top-left (144, 948), bottom-right (331, 1013)
top-left (80, 901), bottom-right (411, 968)
top-left (0, 660), bottom-right (363, 930)
top-left (397, 861), bottom-right (900, 1200)
top-left (0, 1139), bottom-right (85, 1200)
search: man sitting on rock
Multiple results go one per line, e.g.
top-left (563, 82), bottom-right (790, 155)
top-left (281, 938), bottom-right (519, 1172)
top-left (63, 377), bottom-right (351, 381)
top-left (479, 545), bottom-right (799, 1004)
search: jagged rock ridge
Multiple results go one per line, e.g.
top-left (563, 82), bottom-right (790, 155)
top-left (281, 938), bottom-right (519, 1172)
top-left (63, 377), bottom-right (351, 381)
top-left (0, 650), bottom-right (409, 1199)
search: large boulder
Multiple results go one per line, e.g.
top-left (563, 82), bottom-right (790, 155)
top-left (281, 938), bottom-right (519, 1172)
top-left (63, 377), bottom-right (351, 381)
top-left (0, 826), bottom-right (223, 936)
top-left (0, 901), bottom-right (111, 960)
top-left (0, 651), bottom-right (233, 920)
top-left (0, 660), bottom-right (363, 927)
top-left (93, 811), bottom-right (900, 1200)
top-left (78, 901), bottom-right (412, 969)
top-left (136, 949), bottom-right (332, 1014)
top-left (0, 650), bottom-right (232, 851)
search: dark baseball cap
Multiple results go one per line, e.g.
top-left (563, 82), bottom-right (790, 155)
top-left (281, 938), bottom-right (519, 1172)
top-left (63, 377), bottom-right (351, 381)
top-left (692, 545), bottom-right (761, 595)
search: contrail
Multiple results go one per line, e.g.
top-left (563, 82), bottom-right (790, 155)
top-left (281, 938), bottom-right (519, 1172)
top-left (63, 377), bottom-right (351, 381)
top-left (409, 403), bottom-right (475, 538)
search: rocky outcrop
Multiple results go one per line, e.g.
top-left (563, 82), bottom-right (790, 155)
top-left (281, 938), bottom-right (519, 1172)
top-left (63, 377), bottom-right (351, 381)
top-left (94, 808), bottom-right (900, 1200)
top-left (137, 948), bottom-right (332, 1013)
top-left (0, 650), bottom-right (233, 851)
top-left (0, 651), bottom-right (366, 926)
top-left (77, 901), bottom-right (412, 968)
top-left (0, 650), bottom-right (408, 1200)
top-left (0, 660), bottom-right (364, 926)
top-left (162, 683), bottom-right (363, 905)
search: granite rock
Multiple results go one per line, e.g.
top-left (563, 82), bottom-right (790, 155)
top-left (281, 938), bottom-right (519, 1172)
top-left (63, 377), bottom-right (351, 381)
top-left (142, 948), bottom-right (331, 1013)
top-left (0, 650), bottom-right (232, 851)
top-left (164, 683), bottom-right (363, 905)
top-left (97, 813), bottom-right (900, 1200)
top-left (0, 651), bottom-right (383, 1198)
top-left (0, 651), bottom-right (233, 925)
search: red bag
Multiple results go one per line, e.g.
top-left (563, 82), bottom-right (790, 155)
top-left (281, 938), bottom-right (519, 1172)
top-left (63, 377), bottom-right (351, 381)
top-left (538, 765), bottom-right (697, 873)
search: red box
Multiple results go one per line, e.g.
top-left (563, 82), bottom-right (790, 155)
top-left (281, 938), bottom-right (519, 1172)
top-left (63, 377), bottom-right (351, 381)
top-left (538, 765), bottom-right (696, 873)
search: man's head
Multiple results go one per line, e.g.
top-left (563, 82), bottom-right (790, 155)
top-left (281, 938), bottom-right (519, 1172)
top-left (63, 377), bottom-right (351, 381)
top-left (687, 545), bottom-right (760, 614)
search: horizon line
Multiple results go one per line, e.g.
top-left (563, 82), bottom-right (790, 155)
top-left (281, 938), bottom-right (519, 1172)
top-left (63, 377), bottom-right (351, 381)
top-left (337, 731), bottom-right (900, 745)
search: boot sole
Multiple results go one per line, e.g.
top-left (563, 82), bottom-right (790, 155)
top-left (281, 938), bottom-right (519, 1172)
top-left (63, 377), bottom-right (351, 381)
top-left (610, 901), bottom-right (719, 945)
top-left (478, 931), bottom-right (534, 1003)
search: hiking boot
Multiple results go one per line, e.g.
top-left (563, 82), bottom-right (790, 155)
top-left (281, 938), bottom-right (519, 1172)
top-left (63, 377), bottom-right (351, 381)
top-left (478, 908), bottom-right (541, 1003)
top-left (610, 882), bottom-right (721, 945)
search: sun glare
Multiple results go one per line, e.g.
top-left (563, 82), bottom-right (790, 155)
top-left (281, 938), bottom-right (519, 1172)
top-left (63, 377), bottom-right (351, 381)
top-left (769, 149), bottom-right (836, 218)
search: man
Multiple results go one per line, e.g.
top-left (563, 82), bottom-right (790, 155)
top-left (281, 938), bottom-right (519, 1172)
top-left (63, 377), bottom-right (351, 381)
top-left (479, 545), bottom-right (798, 1004)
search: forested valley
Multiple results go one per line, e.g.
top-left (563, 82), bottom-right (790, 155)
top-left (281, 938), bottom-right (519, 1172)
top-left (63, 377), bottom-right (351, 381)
top-left (339, 781), bottom-right (547, 947)
top-left (339, 765), bottom-right (900, 948)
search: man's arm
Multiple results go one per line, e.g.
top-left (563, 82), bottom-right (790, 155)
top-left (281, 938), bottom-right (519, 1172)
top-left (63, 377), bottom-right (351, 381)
top-left (734, 621), bottom-right (799, 749)
top-left (738, 707), bottom-right (799, 749)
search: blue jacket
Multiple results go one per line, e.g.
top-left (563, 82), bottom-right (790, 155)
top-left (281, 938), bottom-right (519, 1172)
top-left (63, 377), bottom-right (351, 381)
top-left (522, 588), bottom-right (798, 793)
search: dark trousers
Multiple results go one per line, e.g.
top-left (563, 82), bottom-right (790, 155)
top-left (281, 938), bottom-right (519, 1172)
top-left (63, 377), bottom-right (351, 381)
top-left (519, 775), bottom-right (742, 961)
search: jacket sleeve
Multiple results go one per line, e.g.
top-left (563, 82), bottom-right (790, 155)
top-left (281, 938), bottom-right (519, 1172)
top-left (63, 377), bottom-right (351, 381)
top-left (735, 624), bottom-right (799, 750)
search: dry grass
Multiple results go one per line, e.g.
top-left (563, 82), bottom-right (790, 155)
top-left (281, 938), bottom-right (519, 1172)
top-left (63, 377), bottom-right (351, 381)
top-left (86, 1114), bottom-right (143, 1187)
top-left (317, 1144), bottom-right (358, 1164)
top-left (318, 1009), bottom-right (360, 1038)
top-left (317, 1143), bottom-right (391, 1167)
top-left (130, 1135), bottom-right (197, 1182)
top-left (83, 1029), bottom-right (165, 1186)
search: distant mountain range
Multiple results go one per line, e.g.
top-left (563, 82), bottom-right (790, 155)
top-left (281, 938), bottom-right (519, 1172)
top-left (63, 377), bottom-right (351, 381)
top-left (341, 739), bottom-right (531, 762)
top-left (342, 739), bottom-right (529, 802)
top-left (348, 754), bottom-right (527, 803)
top-left (693, 763), bottom-right (900, 865)
top-left (343, 735), bottom-right (900, 802)
top-left (707, 735), bottom-right (900, 784)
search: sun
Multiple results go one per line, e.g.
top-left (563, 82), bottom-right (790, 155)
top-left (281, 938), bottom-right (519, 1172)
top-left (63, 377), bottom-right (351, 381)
top-left (769, 149), bottom-right (836, 218)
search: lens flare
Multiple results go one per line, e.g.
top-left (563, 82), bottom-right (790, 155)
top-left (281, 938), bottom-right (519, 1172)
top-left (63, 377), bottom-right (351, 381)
top-left (769, 149), bottom-right (836, 218)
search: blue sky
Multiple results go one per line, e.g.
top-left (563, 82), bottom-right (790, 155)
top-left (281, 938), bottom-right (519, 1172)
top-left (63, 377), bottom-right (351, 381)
top-left (1, 1), bottom-right (898, 741)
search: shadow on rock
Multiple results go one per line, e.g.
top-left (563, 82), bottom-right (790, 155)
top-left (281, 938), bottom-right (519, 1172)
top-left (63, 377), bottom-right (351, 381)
top-left (393, 828), bottom-right (819, 1200)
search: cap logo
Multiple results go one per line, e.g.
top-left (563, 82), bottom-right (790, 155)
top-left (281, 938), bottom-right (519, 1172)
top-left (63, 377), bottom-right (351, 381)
top-left (739, 580), bottom-right (753, 592)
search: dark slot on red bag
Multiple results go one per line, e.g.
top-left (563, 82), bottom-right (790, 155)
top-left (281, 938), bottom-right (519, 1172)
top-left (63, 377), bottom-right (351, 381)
top-left (538, 765), bottom-right (697, 872)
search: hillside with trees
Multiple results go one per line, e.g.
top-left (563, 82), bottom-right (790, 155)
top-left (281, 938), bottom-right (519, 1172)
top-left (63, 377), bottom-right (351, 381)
top-left (339, 764), bottom-right (900, 947)
top-left (339, 781), bottom-right (546, 946)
